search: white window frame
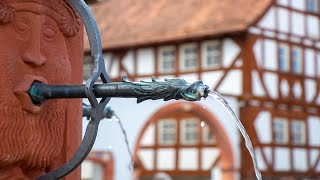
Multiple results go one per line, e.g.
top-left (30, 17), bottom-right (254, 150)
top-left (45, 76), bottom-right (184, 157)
top-left (291, 120), bottom-right (306, 145)
top-left (292, 46), bottom-right (303, 74)
top-left (158, 119), bottom-right (176, 145)
top-left (158, 46), bottom-right (175, 73)
top-left (307, 0), bottom-right (318, 13)
top-left (180, 43), bottom-right (198, 71)
top-left (202, 124), bottom-right (216, 145)
top-left (278, 43), bottom-right (290, 73)
top-left (273, 118), bottom-right (289, 144)
top-left (201, 40), bottom-right (221, 69)
top-left (180, 118), bottom-right (198, 145)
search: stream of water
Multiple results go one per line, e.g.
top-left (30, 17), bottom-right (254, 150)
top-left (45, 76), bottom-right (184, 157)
top-left (208, 91), bottom-right (262, 180)
top-left (112, 115), bottom-right (136, 180)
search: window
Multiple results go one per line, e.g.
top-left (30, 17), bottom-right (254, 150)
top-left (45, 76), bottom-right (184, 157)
top-left (202, 124), bottom-right (216, 145)
top-left (291, 120), bottom-right (306, 145)
top-left (292, 47), bottom-right (302, 74)
top-left (158, 119), bottom-right (176, 145)
top-left (202, 41), bottom-right (221, 69)
top-left (278, 44), bottom-right (289, 72)
top-left (158, 46), bottom-right (175, 73)
top-left (83, 55), bottom-right (94, 80)
top-left (180, 118), bottom-right (198, 145)
top-left (307, 0), bottom-right (318, 13)
top-left (273, 118), bottom-right (288, 144)
top-left (180, 44), bottom-right (198, 71)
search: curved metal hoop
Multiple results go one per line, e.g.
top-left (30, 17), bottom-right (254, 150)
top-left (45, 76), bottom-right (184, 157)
top-left (37, 0), bottom-right (111, 179)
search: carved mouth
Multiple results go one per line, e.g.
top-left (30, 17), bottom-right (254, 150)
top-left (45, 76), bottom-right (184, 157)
top-left (13, 75), bottom-right (48, 114)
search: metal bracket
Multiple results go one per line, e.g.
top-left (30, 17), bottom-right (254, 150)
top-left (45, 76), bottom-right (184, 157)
top-left (36, 0), bottom-right (110, 179)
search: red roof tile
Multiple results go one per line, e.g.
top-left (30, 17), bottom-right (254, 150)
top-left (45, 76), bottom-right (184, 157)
top-left (85, 0), bottom-right (272, 50)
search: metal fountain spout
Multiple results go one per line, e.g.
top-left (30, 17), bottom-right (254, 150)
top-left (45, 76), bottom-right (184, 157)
top-left (29, 76), bottom-right (210, 104)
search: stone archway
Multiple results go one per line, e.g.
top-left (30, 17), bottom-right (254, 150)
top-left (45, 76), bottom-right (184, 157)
top-left (133, 102), bottom-right (236, 180)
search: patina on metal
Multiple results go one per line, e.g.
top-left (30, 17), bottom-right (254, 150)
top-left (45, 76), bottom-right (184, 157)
top-left (29, 76), bottom-right (210, 104)
top-left (35, 0), bottom-right (210, 179)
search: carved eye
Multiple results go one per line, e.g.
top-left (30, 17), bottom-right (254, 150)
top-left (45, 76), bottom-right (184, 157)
top-left (43, 25), bottom-right (57, 39)
top-left (15, 21), bottom-right (29, 33)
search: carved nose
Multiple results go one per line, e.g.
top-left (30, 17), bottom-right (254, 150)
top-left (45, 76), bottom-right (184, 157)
top-left (22, 50), bottom-right (46, 66)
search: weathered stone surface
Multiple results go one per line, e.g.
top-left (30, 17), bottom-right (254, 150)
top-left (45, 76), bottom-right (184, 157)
top-left (0, 0), bottom-right (83, 179)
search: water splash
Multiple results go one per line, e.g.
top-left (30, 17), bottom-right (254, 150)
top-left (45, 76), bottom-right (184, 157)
top-left (208, 91), bottom-right (262, 180)
top-left (112, 115), bottom-right (136, 180)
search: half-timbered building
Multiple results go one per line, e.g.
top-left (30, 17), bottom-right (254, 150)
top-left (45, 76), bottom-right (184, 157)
top-left (82, 0), bottom-right (320, 179)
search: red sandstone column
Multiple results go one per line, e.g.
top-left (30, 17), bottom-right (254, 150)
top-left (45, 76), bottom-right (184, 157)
top-left (0, 0), bottom-right (83, 179)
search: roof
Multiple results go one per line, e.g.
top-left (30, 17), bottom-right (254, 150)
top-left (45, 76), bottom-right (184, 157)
top-left (85, 0), bottom-right (272, 50)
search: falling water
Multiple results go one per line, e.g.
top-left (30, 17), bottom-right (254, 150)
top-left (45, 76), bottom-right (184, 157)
top-left (112, 114), bottom-right (136, 180)
top-left (208, 91), bottom-right (262, 180)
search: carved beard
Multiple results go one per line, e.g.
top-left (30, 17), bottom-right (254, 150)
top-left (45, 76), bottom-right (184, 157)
top-left (0, 99), bottom-right (67, 172)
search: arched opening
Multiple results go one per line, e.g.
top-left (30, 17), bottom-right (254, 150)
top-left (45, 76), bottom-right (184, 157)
top-left (133, 102), bottom-right (236, 180)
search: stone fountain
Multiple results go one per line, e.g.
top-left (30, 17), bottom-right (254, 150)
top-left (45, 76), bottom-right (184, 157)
top-left (0, 0), bottom-right (210, 179)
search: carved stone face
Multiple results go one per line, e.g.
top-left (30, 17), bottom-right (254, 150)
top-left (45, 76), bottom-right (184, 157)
top-left (0, 10), bottom-right (71, 177)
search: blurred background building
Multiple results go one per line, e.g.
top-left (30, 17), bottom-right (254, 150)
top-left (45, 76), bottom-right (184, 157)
top-left (81, 0), bottom-right (320, 179)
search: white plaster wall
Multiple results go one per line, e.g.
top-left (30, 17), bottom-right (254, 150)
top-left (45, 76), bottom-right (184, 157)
top-left (157, 148), bottom-right (176, 170)
top-left (249, 27), bottom-right (262, 35)
top-left (263, 72), bottom-right (278, 98)
top-left (211, 166), bottom-right (221, 180)
top-left (253, 40), bottom-right (263, 67)
top-left (178, 148), bottom-right (198, 170)
top-left (264, 39), bottom-right (277, 70)
top-left (278, 33), bottom-right (288, 41)
top-left (201, 71), bottom-right (224, 90)
top-left (293, 148), bottom-right (308, 172)
top-left (140, 123), bottom-right (155, 146)
top-left (222, 38), bottom-right (241, 68)
top-left (305, 79), bottom-right (316, 102)
top-left (252, 71), bottom-right (266, 97)
top-left (104, 53), bottom-right (119, 78)
top-left (308, 116), bottom-right (320, 146)
top-left (92, 163), bottom-right (104, 180)
top-left (158, 75), bottom-right (175, 81)
top-left (293, 82), bottom-right (302, 98)
top-left (254, 111), bottom-right (272, 144)
top-left (138, 149), bottom-right (154, 170)
top-left (217, 70), bottom-right (242, 96)
top-left (304, 49), bottom-right (315, 77)
top-left (307, 15), bottom-right (320, 39)
top-left (83, 95), bottom-right (241, 180)
top-left (310, 149), bottom-right (319, 166)
top-left (277, 0), bottom-right (289, 6)
top-left (255, 148), bottom-right (267, 171)
top-left (291, 12), bottom-right (305, 37)
top-left (291, 0), bottom-right (305, 11)
top-left (263, 147), bottom-right (272, 165)
top-left (317, 53), bottom-right (320, 77)
top-left (274, 147), bottom-right (290, 171)
top-left (82, 161), bottom-right (94, 179)
top-left (137, 48), bottom-right (155, 75)
top-left (258, 7), bottom-right (276, 30)
top-left (201, 148), bottom-right (220, 170)
top-left (179, 73), bottom-right (198, 84)
top-left (277, 8), bottom-right (289, 33)
top-left (81, 161), bottom-right (104, 180)
top-left (280, 79), bottom-right (290, 97)
top-left (122, 51), bottom-right (135, 74)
